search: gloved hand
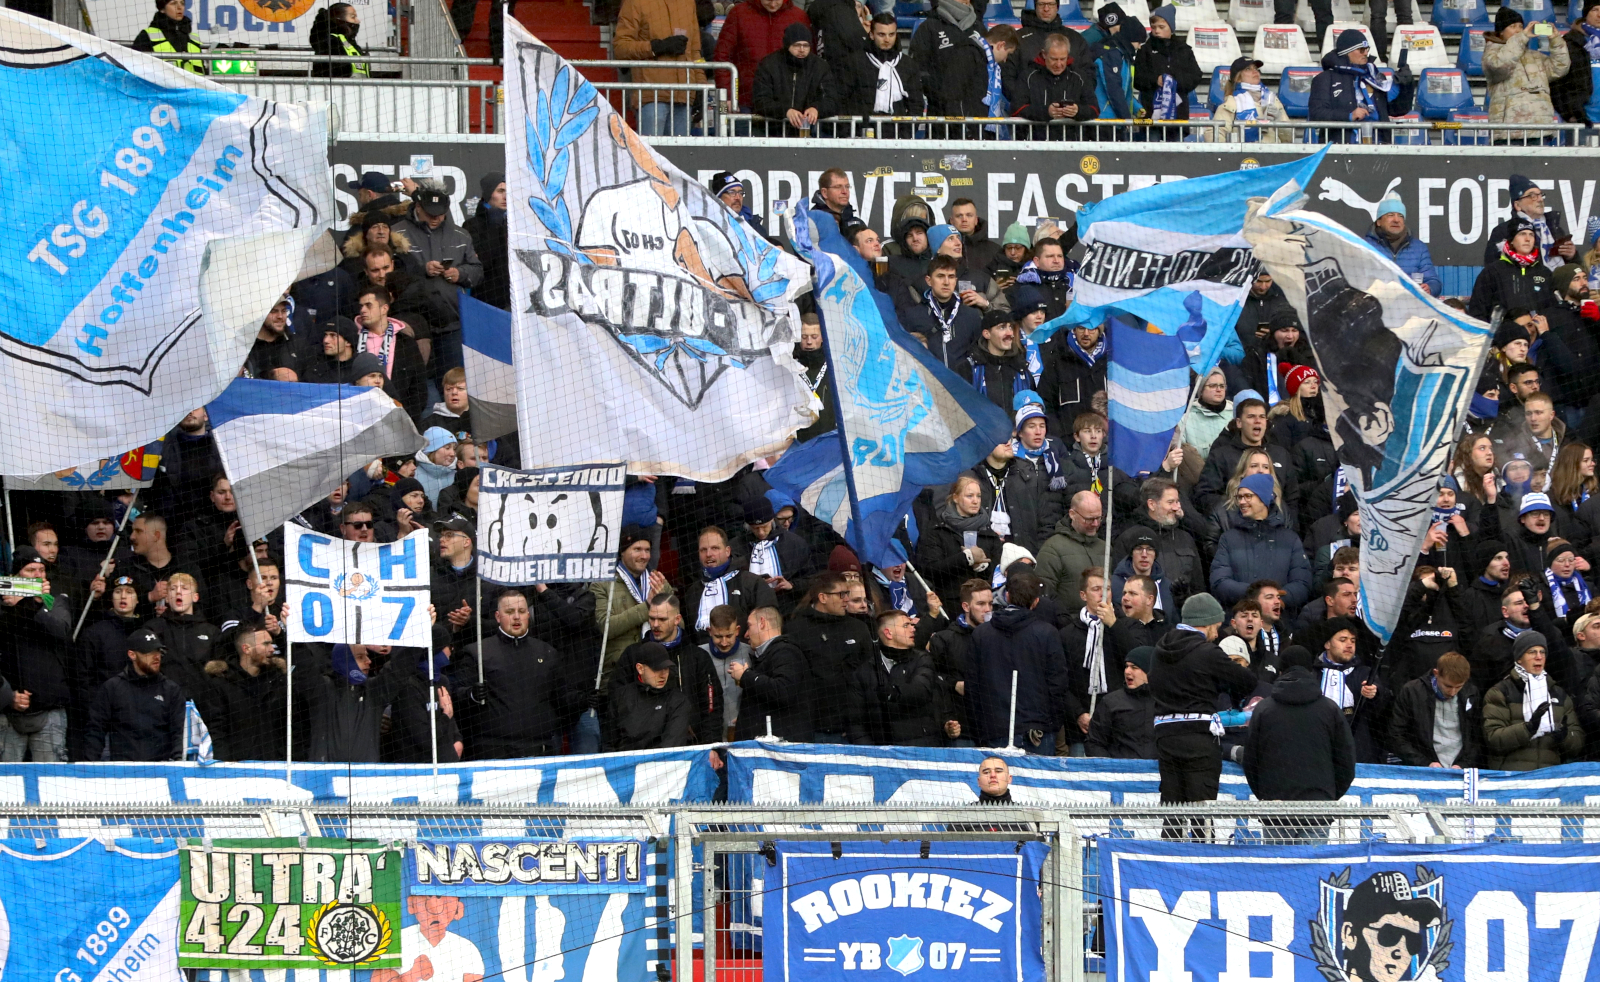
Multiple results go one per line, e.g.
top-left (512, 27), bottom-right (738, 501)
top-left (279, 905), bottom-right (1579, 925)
top-left (1394, 65), bottom-right (1414, 88)
top-left (651, 34), bottom-right (689, 57)
top-left (469, 682), bottom-right (489, 705)
top-left (1581, 299), bottom-right (1599, 322)
top-left (587, 688), bottom-right (606, 710)
top-left (1529, 700), bottom-right (1551, 730)
top-left (1549, 724), bottom-right (1569, 745)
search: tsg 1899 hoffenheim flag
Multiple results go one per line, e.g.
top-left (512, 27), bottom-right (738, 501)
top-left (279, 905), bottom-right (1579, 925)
top-left (0, 10), bottom-right (330, 475)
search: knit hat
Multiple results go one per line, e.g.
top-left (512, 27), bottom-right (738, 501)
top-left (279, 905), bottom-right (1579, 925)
top-left (619, 524), bottom-right (653, 550)
top-left (1011, 285), bottom-right (1051, 319)
top-left (1335, 27), bottom-right (1370, 54)
top-left (1127, 531), bottom-right (1158, 556)
top-left (709, 171), bottom-right (743, 197)
top-left (1233, 388), bottom-right (1264, 410)
top-left (1586, 0), bottom-right (1600, 21)
top-left (1338, 492), bottom-right (1359, 522)
top-left (1494, 320), bottom-right (1531, 347)
top-left (1002, 222), bottom-right (1031, 247)
top-left (1553, 263), bottom-right (1584, 295)
top-left (1239, 472), bottom-right (1277, 508)
top-left (423, 426), bottom-right (456, 454)
top-left (1520, 491), bottom-right (1554, 516)
top-left (1375, 195), bottom-right (1406, 220)
top-left (349, 353), bottom-right (385, 380)
top-left (1509, 173), bottom-right (1537, 203)
top-left (1474, 538), bottom-right (1508, 573)
top-left (1097, 1), bottom-right (1125, 27)
top-left (981, 308), bottom-right (1014, 331)
top-left (783, 22), bottom-right (812, 47)
top-left (828, 544), bottom-right (862, 573)
top-left (1014, 401), bottom-right (1048, 431)
top-left (389, 477), bottom-right (425, 508)
top-left (362, 210), bottom-right (392, 230)
top-left (10, 547), bottom-right (41, 575)
top-left (1317, 615), bottom-right (1360, 648)
top-left (743, 496), bottom-right (776, 525)
top-left (1126, 646), bottom-right (1155, 672)
top-left (478, 171), bottom-right (505, 199)
top-left (1268, 306), bottom-right (1302, 330)
top-left (1219, 635), bottom-right (1251, 663)
top-left (1547, 538), bottom-right (1576, 564)
top-left (1284, 364), bottom-right (1319, 397)
top-left (1280, 643), bottom-right (1317, 671)
top-left (1512, 629), bottom-right (1548, 663)
top-left (927, 224), bottom-right (959, 254)
top-left (1180, 592), bottom-right (1226, 628)
top-left (1439, 474), bottom-right (1460, 493)
top-left (1150, 3), bottom-right (1176, 28)
top-left (323, 316), bottom-right (359, 347)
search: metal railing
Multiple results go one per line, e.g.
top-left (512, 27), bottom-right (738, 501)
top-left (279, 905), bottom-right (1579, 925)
top-left (406, 0), bottom-right (469, 79)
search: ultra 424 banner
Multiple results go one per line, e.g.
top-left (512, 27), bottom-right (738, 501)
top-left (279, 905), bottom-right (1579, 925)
top-left (1100, 840), bottom-right (1600, 982)
top-left (768, 841), bottom-right (1047, 982)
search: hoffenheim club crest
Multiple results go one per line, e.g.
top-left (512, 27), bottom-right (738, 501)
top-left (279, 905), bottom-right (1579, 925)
top-left (886, 935), bottom-right (924, 976)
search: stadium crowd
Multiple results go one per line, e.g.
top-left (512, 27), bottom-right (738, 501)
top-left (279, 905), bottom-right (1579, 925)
top-left (3, 149), bottom-right (1598, 819)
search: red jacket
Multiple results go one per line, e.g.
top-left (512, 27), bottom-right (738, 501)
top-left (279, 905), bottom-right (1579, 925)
top-left (712, 0), bottom-right (810, 109)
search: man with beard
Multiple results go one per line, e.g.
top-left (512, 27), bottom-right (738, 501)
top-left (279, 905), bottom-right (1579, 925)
top-left (845, 610), bottom-right (941, 746)
top-left (1541, 264), bottom-right (1600, 426)
top-left (965, 312), bottom-right (1032, 416)
top-left (841, 14), bottom-right (925, 116)
top-left (793, 318), bottom-right (834, 441)
top-left (1334, 873), bottom-right (1443, 982)
top-left (1114, 478), bottom-right (1202, 605)
top-left (162, 407), bottom-right (223, 519)
top-left (360, 246), bottom-right (435, 356)
top-left (245, 297), bottom-right (299, 380)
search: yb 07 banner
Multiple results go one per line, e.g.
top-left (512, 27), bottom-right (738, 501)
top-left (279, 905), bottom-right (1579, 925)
top-left (285, 524), bottom-right (432, 646)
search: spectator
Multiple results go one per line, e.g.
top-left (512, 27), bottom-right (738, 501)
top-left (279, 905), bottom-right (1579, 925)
top-left (977, 401), bottom-right (1066, 554)
top-left (461, 172), bottom-right (509, 311)
top-left (966, 569), bottom-right (1070, 751)
top-left (930, 577), bottom-right (990, 743)
top-left (1011, 239), bottom-right (1074, 319)
top-left (452, 591), bottom-right (578, 759)
top-left (1148, 593), bottom-right (1257, 825)
top-left (356, 286), bottom-right (428, 421)
top-left (1364, 196), bottom-right (1442, 296)
top-left (928, 224), bottom-right (1007, 312)
top-left (1016, 34), bottom-right (1099, 129)
top-left (429, 515), bottom-right (481, 653)
top-left (709, 172), bottom-right (769, 236)
top-left (701, 605), bottom-right (748, 740)
top-left (592, 527), bottom-right (672, 686)
top-left (807, 0), bottom-right (869, 73)
top-left (714, 0), bottom-right (810, 112)
top-left (194, 622), bottom-right (287, 762)
top-left (1134, 6), bottom-right (1202, 138)
top-left (1110, 537), bottom-right (1176, 613)
top-left (605, 642), bottom-right (691, 750)
top-left (1227, 599), bottom-right (1281, 681)
top-left (811, 168), bottom-right (858, 226)
top-left (127, 514), bottom-right (203, 612)
top-left (911, 0), bottom-right (989, 117)
top-left (682, 526), bottom-right (777, 643)
top-left (1242, 644), bottom-right (1355, 836)
top-left (78, 575), bottom-right (148, 694)
top-left (338, 502), bottom-right (380, 544)
top-left (1211, 57), bottom-right (1291, 142)
top-left (845, 610), bottom-right (941, 745)
top-left (245, 298), bottom-right (299, 381)
top-left (1243, 310), bottom-right (1314, 403)
top-left (304, 317), bottom-right (363, 386)
top-left (786, 571), bottom-right (873, 742)
top-left (1036, 490), bottom-right (1105, 611)
top-left (1484, 14), bottom-right (1573, 146)
top-left (1544, 538), bottom-right (1591, 624)
top-left (917, 476), bottom-right (1003, 606)
top-left (976, 755), bottom-right (1013, 802)
top-left (1114, 477), bottom-right (1202, 606)
top-left (615, 0), bottom-right (703, 135)
top-left (621, 594), bottom-right (724, 744)
top-left (1107, 574), bottom-right (1169, 670)
top-left (1470, 222), bottom-right (1557, 321)
top-left (296, 642), bottom-right (418, 763)
top-left (391, 188), bottom-right (483, 378)
top-left (143, 572), bottom-right (217, 697)
top-left (1082, 3), bottom-right (1138, 118)
top-left (965, 312), bottom-right (1032, 415)
top-left (132, 0), bottom-right (205, 74)
top-left (83, 627), bottom-right (185, 762)
top-left (729, 606), bottom-right (812, 740)
top-left (1483, 630), bottom-right (1585, 769)
top-left (753, 24), bottom-right (838, 132)
top-left (949, 199), bottom-right (1000, 271)
top-left (1195, 398), bottom-right (1294, 515)
top-left (900, 256), bottom-right (981, 369)
top-left (1210, 473), bottom-right (1312, 609)
top-left (308, 3), bottom-right (368, 77)
top-left (344, 212), bottom-right (418, 278)
top-left (1542, 266), bottom-right (1600, 423)
top-left (1061, 411), bottom-right (1141, 520)
top-left (1491, 393), bottom-right (1562, 486)
top-left (734, 497), bottom-right (812, 612)
top-left (419, 370), bottom-right (473, 442)
top-left (1309, 30), bottom-right (1414, 140)
top-left (1084, 644), bottom-right (1156, 758)
top-left (1312, 616), bottom-right (1387, 761)
top-left (1389, 651), bottom-right (1481, 768)
top-left (1552, 1), bottom-right (1600, 125)
top-left (1004, 0), bottom-right (1092, 105)
top-left (1178, 369), bottom-right (1232, 462)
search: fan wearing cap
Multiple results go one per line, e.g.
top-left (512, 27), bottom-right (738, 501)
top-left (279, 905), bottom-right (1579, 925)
top-left (1211, 472), bottom-right (1312, 610)
top-left (1364, 196), bottom-right (1442, 296)
top-left (79, 574), bottom-right (150, 687)
top-left (1483, 628), bottom-right (1586, 769)
top-left (1082, 644), bottom-right (1156, 759)
top-left (1470, 219), bottom-right (1556, 322)
top-left (303, 317), bottom-right (366, 386)
top-left (1212, 57), bottom-right (1290, 141)
top-left (462, 171), bottom-right (511, 311)
top-left (707, 172), bottom-right (768, 236)
top-left (390, 185), bottom-right (484, 379)
top-left (82, 628), bottom-right (185, 762)
top-left (966, 399), bottom-right (1064, 556)
top-left (732, 497), bottom-right (813, 612)
top-left (1081, 3), bottom-right (1139, 118)
top-left (592, 526), bottom-right (673, 690)
top-left (1241, 642), bottom-right (1355, 808)
top-left (1308, 29), bottom-right (1414, 136)
top-left (430, 515), bottom-right (483, 652)
top-left (604, 642), bottom-right (692, 751)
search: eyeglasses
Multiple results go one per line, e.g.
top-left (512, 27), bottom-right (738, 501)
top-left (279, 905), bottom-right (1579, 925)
top-left (344, 521), bottom-right (374, 529)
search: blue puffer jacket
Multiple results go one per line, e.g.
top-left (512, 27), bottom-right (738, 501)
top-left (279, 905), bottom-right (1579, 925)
top-left (1209, 504), bottom-right (1314, 610)
top-left (1363, 229), bottom-right (1442, 297)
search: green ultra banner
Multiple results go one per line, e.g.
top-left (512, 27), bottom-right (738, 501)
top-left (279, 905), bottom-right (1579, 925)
top-left (178, 837), bottom-right (403, 970)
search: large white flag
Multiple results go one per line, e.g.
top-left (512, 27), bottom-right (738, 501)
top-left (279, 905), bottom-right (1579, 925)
top-left (504, 19), bottom-right (816, 480)
top-left (0, 10), bottom-right (330, 474)
top-left (284, 524), bottom-right (433, 647)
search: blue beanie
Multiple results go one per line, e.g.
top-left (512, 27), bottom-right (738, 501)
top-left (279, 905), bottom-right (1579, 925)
top-left (1239, 472), bottom-right (1276, 508)
top-left (1375, 195), bottom-right (1406, 220)
top-left (927, 224), bottom-right (958, 255)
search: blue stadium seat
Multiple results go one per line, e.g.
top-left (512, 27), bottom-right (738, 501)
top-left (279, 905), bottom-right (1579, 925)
top-left (983, 0), bottom-right (1021, 24)
top-left (1390, 111), bottom-right (1428, 143)
top-left (1445, 107), bottom-right (1492, 144)
top-left (1505, 0), bottom-right (1557, 24)
top-left (1416, 67), bottom-right (1475, 118)
top-left (1035, 0), bottom-right (1083, 19)
top-left (895, 0), bottom-right (930, 30)
top-left (1278, 65), bottom-right (1318, 117)
top-left (1457, 27), bottom-right (1486, 75)
top-left (1208, 64), bottom-right (1235, 111)
top-left (1430, 0), bottom-right (1488, 34)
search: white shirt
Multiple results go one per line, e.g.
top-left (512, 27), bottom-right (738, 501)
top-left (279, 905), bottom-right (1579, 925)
top-left (399, 924), bottom-right (486, 982)
top-left (576, 179), bottom-right (739, 286)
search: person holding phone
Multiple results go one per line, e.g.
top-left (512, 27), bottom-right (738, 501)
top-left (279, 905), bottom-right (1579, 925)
top-left (1552, 0), bottom-right (1600, 127)
top-left (1485, 6), bottom-right (1573, 143)
top-left (1016, 34), bottom-right (1097, 135)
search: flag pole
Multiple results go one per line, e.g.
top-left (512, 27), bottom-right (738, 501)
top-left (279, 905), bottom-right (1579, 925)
top-left (427, 617), bottom-right (439, 776)
top-left (72, 488), bottom-right (141, 642)
top-left (1171, 369), bottom-right (1207, 480)
top-left (475, 576), bottom-right (485, 687)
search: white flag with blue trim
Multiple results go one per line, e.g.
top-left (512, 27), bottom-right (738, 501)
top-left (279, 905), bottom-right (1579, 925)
top-left (461, 293), bottom-right (518, 441)
top-left (0, 10), bottom-right (330, 474)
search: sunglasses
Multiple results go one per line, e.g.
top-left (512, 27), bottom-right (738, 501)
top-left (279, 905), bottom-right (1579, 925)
top-left (343, 520), bottom-right (374, 529)
top-left (1370, 924), bottom-right (1424, 952)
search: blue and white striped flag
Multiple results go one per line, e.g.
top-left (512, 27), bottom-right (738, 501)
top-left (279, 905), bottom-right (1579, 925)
top-left (1106, 316), bottom-right (1193, 477)
top-left (461, 293), bottom-right (517, 441)
top-left (1033, 149), bottom-right (1328, 374)
top-left (207, 378), bottom-right (424, 542)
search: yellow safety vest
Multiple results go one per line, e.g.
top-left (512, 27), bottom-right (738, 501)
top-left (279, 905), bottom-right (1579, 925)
top-left (337, 34), bottom-right (370, 77)
top-left (144, 25), bottom-right (205, 75)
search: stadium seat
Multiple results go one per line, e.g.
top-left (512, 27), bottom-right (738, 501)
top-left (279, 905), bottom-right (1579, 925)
top-left (1388, 24), bottom-right (1451, 68)
top-left (1322, 22), bottom-right (1384, 64)
top-left (1430, 0), bottom-right (1489, 33)
top-left (1456, 26), bottom-right (1486, 74)
top-left (1253, 24), bottom-right (1313, 74)
top-left (1390, 111), bottom-right (1429, 142)
top-left (1229, 0), bottom-right (1276, 35)
top-left (1278, 64), bottom-right (1319, 116)
top-left (1416, 66), bottom-right (1475, 117)
top-left (1207, 63), bottom-right (1235, 109)
top-left (1445, 107), bottom-right (1492, 144)
top-left (1114, 0), bottom-right (1154, 24)
top-left (1165, 0), bottom-right (1226, 32)
top-left (895, 0), bottom-right (930, 30)
top-left (1504, 0), bottom-right (1558, 24)
top-left (1189, 23), bottom-right (1243, 71)
top-left (1295, 0), bottom-right (1356, 38)
top-left (1050, 0), bottom-right (1085, 19)
top-left (982, 0), bottom-right (1021, 25)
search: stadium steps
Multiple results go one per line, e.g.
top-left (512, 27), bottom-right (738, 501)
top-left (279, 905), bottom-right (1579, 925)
top-left (460, 0), bottom-right (616, 131)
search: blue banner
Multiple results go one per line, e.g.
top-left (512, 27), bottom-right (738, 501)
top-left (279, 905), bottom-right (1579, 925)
top-left (1100, 839), bottom-right (1600, 982)
top-left (768, 840), bottom-right (1047, 982)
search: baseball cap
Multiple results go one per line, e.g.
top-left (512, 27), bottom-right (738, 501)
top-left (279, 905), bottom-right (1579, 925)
top-left (635, 642), bottom-right (674, 671)
top-left (129, 629), bottom-right (165, 653)
top-left (413, 187), bottom-right (450, 217)
top-left (357, 171), bottom-right (392, 193)
top-left (322, 316), bottom-right (359, 347)
top-left (434, 515), bottom-right (476, 539)
top-left (1343, 871), bottom-right (1442, 947)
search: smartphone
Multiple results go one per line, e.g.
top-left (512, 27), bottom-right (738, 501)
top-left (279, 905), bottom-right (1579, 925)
top-left (1533, 21), bottom-right (1554, 35)
top-left (958, 279), bottom-right (975, 294)
top-left (440, 258), bottom-right (455, 268)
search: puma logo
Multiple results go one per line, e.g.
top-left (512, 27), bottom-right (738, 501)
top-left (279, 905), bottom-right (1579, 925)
top-left (1317, 176), bottom-right (1404, 221)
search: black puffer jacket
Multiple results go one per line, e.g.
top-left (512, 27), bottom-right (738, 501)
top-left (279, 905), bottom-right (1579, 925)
top-left (1242, 666), bottom-right (1356, 799)
top-left (1467, 251), bottom-right (1554, 322)
top-left (85, 665), bottom-right (186, 762)
top-left (969, 456), bottom-right (1064, 555)
top-left (145, 611), bottom-right (220, 698)
top-left (967, 605), bottom-right (1071, 746)
top-left (193, 654), bottom-right (290, 762)
top-left (909, 4), bottom-right (990, 116)
top-left (1132, 34), bottom-right (1203, 121)
top-left (787, 607), bottom-right (874, 734)
top-left (845, 644), bottom-right (942, 746)
top-left (617, 632), bottom-right (724, 744)
top-left (752, 48), bottom-right (838, 121)
top-left (1084, 683), bottom-right (1156, 759)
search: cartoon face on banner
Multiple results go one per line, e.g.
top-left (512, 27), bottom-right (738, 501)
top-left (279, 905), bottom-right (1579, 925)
top-left (1313, 868), bottom-right (1450, 982)
top-left (475, 463), bottom-right (625, 585)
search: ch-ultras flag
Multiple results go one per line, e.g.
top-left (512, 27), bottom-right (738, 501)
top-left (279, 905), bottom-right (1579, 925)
top-left (284, 524), bottom-right (433, 647)
top-left (1033, 149), bottom-right (1327, 374)
top-left (505, 18), bottom-right (816, 480)
top-left (1243, 184), bottom-right (1490, 644)
top-left (0, 9), bottom-right (329, 475)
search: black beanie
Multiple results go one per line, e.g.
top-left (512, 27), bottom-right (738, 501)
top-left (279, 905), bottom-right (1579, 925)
top-left (784, 22), bottom-right (812, 47)
top-left (1474, 538), bottom-right (1508, 574)
top-left (1495, 6), bottom-right (1523, 32)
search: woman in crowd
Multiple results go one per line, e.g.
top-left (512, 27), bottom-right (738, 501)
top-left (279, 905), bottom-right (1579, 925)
top-left (917, 475), bottom-right (1003, 607)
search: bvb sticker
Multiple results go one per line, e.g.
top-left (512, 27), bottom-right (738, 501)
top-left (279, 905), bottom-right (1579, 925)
top-left (240, 0), bottom-right (319, 21)
top-left (1079, 154), bottom-right (1101, 175)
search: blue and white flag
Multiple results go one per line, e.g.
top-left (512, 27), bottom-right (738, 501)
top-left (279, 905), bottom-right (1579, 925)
top-left (461, 293), bottom-right (518, 441)
top-left (0, 11), bottom-right (330, 475)
top-left (285, 524), bottom-right (433, 646)
top-left (1243, 183), bottom-right (1491, 644)
top-left (1105, 303), bottom-right (1201, 477)
top-left (767, 204), bottom-right (1012, 568)
top-left (1034, 150), bottom-right (1328, 375)
top-left (207, 378), bottom-right (425, 543)
top-left (505, 19), bottom-right (815, 481)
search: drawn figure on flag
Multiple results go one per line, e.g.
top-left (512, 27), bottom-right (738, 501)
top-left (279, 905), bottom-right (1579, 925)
top-left (1312, 867), bottom-right (1451, 982)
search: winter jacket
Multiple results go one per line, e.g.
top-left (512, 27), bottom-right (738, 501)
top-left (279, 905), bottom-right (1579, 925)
top-left (1149, 626), bottom-right (1259, 732)
top-left (967, 605), bottom-right (1071, 746)
top-left (972, 455), bottom-right (1064, 555)
top-left (712, 0), bottom-right (810, 109)
top-left (615, 0), bottom-right (706, 103)
top-left (1468, 250), bottom-right (1555, 321)
top-left (787, 606), bottom-right (874, 734)
top-left (192, 654), bottom-right (290, 762)
top-left (591, 572), bottom-right (672, 685)
top-left (1209, 90), bottom-right (1292, 141)
top-left (606, 680), bottom-right (692, 750)
top-left (0, 599), bottom-right (71, 715)
top-left (144, 611), bottom-right (220, 699)
top-left (1109, 558), bottom-right (1177, 623)
top-left (1015, 58), bottom-right (1099, 123)
top-left (733, 636), bottom-right (813, 740)
top-left (78, 611), bottom-right (149, 689)
top-left (928, 619), bottom-right (975, 733)
top-left (294, 646), bottom-right (416, 764)
top-left (807, 0), bottom-right (870, 69)
top-left (1178, 399), bottom-right (1232, 460)
top-left (965, 345), bottom-right (1034, 417)
top-left (1539, 296), bottom-right (1600, 407)
top-left (389, 211), bottom-right (484, 331)
top-left (307, 11), bottom-right (367, 78)
top-left (1113, 514), bottom-right (1204, 607)
top-left (845, 644), bottom-right (943, 745)
top-left (84, 665), bottom-right (185, 762)
top-left (1364, 229), bottom-right (1442, 297)
top-left (839, 47), bottom-right (926, 115)
top-left (1243, 667), bottom-right (1356, 799)
top-left (1489, 411), bottom-right (1563, 484)
top-left (1210, 506), bottom-right (1314, 609)
top-left (451, 629), bottom-right (580, 757)
top-left (909, 1), bottom-right (990, 117)
top-left (617, 631), bottom-right (724, 743)
top-left (899, 293), bottom-right (983, 370)
top-left (960, 220), bottom-right (1002, 275)
top-left (1195, 429), bottom-right (1298, 516)
top-left (1484, 29), bottom-right (1571, 132)
top-left (1389, 674), bottom-right (1482, 768)
top-left (1552, 23), bottom-right (1598, 123)
top-left (1034, 515), bottom-right (1107, 611)
top-left (462, 204), bottom-right (510, 311)
top-left (1084, 682), bottom-right (1156, 758)
top-left (752, 48), bottom-right (838, 122)
top-left (1484, 208), bottom-right (1573, 265)
top-left (132, 12), bottom-right (204, 71)
top-left (1308, 49), bottom-right (1415, 132)
top-left (1003, 11), bottom-right (1093, 105)
top-left (916, 512), bottom-right (1004, 608)
top-left (431, 556), bottom-right (485, 652)
top-left (1483, 670), bottom-right (1585, 769)
top-left (680, 569), bottom-right (775, 645)
top-left (1132, 34), bottom-right (1202, 121)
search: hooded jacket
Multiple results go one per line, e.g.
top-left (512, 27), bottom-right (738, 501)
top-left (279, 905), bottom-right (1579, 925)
top-left (713, 0), bottom-right (811, 109)
top-left (1083, 682), bottom-right (1155, 758)
top-left (389, 209), bottom-right (485, 330)
top-left (1149, 626), bottom-right (1258, 724)
top-left (85, 663), bottom-right (186, 762)
top-left (1242, 666), bottom-right (1356, 799)
top-left (909, 0), bottom-right (991, 117)
top-left (1389, 673), bottom-right (1482, 767)
top-left (1309, 47), bottom-right (1415, 127)
top-left (845, 643), bottom-right (943, 745)
top-left (1210, 505), bottom-right (1314, 609)
top-left (752, 44), bottom-right (839, 121)
top-left (787, 606), bottom-right (874, 734)
top-left (967, 605), bottom-right (1071, 744)
top-left (194, 653), bottom-right (290, 762)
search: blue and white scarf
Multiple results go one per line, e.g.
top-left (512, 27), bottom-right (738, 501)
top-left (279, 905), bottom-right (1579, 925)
top-left (873, 569), bottom-right (916, 614)
top-left (972, 361), bottom-right (1031, 401)
top-left (1012, 436), bottom-right (1065, 488)
top-left (619, 565), bottom-right (653, 637)
top-left (924, 290), bottom-right (962, 345)
top-left (1546, 567), bottom-right (1592, 618)
top-left (1431, 503), bottom-right (1462, 530)
top-left (1151, 73), bottom-right (1179, 120)
top-left (978, 37), bottom-right (1007, 116)
top-left (1265, 352), bottom-right (1281, 406)
top-left (698, 562), bottom-right (739, 631)
top-left (1583, 22), bottom-right (1600, 60)
top-left (1063, 328), bottom-right (1105, 368)
top-left (749, 538), bottom-right (782, 579)
top-left (1319, 655), bottom-right (1356, 709)
top-left (1016, 259), bottom-right (1076, 288)
top-left (1232, 81), bottom-right (1271, 141)
top-left (1022, 334), bottom-right (1044, 387)
top-left (1334, 60), bottom-right (1391, 117)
